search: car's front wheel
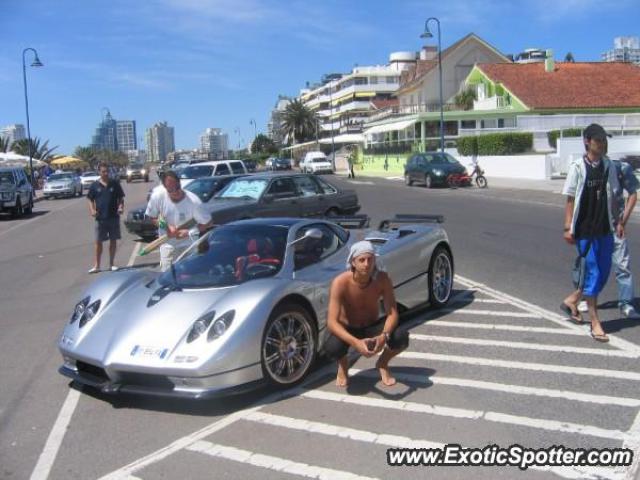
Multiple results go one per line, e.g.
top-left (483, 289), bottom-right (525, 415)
top-left (261, 303), bottom-right (317, 387)
top-left (24, 194), bottom-right (33, 214)
top-left (404, 173), bottom-right (412, 186)
top-left (425, 174), bottom-right (433, 189)
top-left (428, 246), bottom-right (453, 308)
top-left (12, 198), bottom-right (23, 218)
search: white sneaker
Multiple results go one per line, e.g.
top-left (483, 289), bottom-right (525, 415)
top-left (577, 301), bottom-right (588, 313)
top-left (621, 304), bottom-right (638, 318)
top-left (110, 265), bottom-right (119, 272)
top-left (88, 267), bottom-right (100, 274)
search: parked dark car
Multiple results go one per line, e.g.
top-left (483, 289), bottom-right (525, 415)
top-left (125, 174), bottom-right (246, 240)
top-left (243, 159), bottom-right (257, 172)
top-left (272, 157), bottom-right (292, 170)
top-left (404, 152), bottom-right (468, 188)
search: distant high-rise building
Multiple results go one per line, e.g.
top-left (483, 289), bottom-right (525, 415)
top-left (1, 124), bottom-right (26, 147)
top-left (145, 122), bottom-right (175, 163)
top-left (602, 36), bottom-right (640, 64)
top-left (268, 96), bottom-right (291, 145)
top-left (90, 111), bottom-right (117, 151)
top-left (116, 120), bottom-right (137, 152)
top-left (126, 149), bottom-right (147, 164)
top-left (199, 128), bottom-right (228, 160)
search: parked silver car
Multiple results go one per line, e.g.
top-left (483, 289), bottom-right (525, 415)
top-left (0, 167), bottom-right (34, 217)
top-left (58, 215), bottom-right (453, 398)
top-left (43, 172), bottom-right (83, 199)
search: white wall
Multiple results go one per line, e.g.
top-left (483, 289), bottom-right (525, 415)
top-left (456, 154), bottom-right (550, 179)
top-left (557, 135), bottom-right (640, 159)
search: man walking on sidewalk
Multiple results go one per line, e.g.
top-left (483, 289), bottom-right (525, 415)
top-left (87, 162), bottom-right (125, 273)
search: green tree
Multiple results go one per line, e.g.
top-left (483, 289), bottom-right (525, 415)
top-left (454, 88), bottom-right (477, 111)
top-left (11, 137), bottom-right (58, 162)
top-left (281, 99), bottom-right (317, 144)
top-left (0, 136), bottom-right (11, 153)
top-left (564, 52), bottom-right (575, 62)
top-left (251, 134), bottom-right (278, 155)
top-left (74, 146), bottom-right (98, 167)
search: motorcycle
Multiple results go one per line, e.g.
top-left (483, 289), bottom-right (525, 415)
top-left (447, 163), bottom-right (488, 189)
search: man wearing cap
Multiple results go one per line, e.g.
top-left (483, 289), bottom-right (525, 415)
top-left (324, 240), bottom-right (409, 387)
top-left (561, 124), bottom-right (623, 342)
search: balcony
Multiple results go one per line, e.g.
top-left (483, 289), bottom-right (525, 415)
top-left (473, 96), bottom-right (508, 111)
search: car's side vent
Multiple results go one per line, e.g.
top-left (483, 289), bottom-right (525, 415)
top-left (397, 229), bottom-right (415, 238)
top-left (364, 236), bottom-right (388, 244)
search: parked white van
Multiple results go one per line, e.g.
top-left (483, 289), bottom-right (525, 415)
top-left (178, 160), bottom-right (248, 187)
top-left (300, 151), bottom-right (333, 174)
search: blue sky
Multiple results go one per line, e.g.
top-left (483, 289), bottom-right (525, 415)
top-left (1, 0), bottom-right (638, 155)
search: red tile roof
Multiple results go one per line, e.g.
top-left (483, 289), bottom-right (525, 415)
top-left (477, 62), bottom-right (640, 109)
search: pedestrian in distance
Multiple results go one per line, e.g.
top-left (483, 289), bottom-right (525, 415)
top-left (347, 150), bottom-right (356, 179)
top-left (578, 150), bottom-right (639, 318)
top-left (323, 240), bottom-right (409, 387)
top-left (145, 170), bottom-right (211, 270)
top-left (87, 162), bottom-right (125, 273)
top-left (560, 124), bottom-right (623, 342)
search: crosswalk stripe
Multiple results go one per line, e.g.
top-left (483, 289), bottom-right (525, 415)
top-left (187, 440), bottom-right (379, 480)
top-left (348, 368), bottom-right (640, 407)
top-left (300, 390), bottom-right (627, 441)
top-left (440, 308), bottom-right (540, 318)
top-left (454, 297), bottom-right (507, 304)
top-left (411, 334), bottom-right (638, 358)
top-left (425, 320), bottom-right (582, 335)
top-left (400, 351), bottom-right (640, 381)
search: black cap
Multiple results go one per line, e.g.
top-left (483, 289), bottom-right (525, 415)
top-left (583, 124), bottom-right (611, 141)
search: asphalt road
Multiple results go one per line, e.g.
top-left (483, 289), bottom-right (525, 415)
top-left (1, 174), bottom-right (639, 480)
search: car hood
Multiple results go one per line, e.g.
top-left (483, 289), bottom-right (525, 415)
top-left (65, 276), bottom-right (236, 365)
top-left (46, 180), bottom-right (73, 186)
top-left (440, 163), bottom-right (466, 174)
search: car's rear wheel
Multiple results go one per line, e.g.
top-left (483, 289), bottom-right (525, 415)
top-left (261, 303), bottom-right (317, 387)
top-left (325, 207), bottom-right (340, 217)
top-left (404, 174), bottom-right (412, 186)
top-left (24, 194), bottom-right (33, 214)
top-left (425, 174), bottom-right (433, 189)
top-left (12, 198), bottom-right (23, 218)
top-left (428, 246), bottom-right (453, 308)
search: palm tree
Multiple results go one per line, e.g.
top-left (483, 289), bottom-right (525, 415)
top-left (281, 99), bottom-right (317, 144)
top-left (11, 137), bottom-right (58, 162)
top-left (564, 52), bottom-right (575, 63)
top-left (0, 136), bottom-right (10, 153)
top-left (74, 146), bottom-right (98, 167)
top-left (454, 88), bottom-right (477, 111)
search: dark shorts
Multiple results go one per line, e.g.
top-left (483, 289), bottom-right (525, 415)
top-left (323, 319), bottom-right (409, 360)
top-left (95, 217), bottom-right (121, 242)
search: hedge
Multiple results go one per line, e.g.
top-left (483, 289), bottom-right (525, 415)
top-left (547, 128), bottom-right (582, 149)
top-left (457, 132), bottom-right (533, 156)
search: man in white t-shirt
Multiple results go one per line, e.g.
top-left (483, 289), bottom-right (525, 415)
top-left (145, 170), bottom-right (211, 268)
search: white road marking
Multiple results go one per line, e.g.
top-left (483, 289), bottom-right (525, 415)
top-left (187, 440), bottom-right (379, 480)
top-left (400, 351), bottom-right (640, 381)
top-left (411, 333), bottom-right (638, 358)
top-left (347, 180), bottom-right (375, 185)
top-left (349, 368), bottom-right (640, 407)
top-left (455, 275), bottom-right (640, 356)
top-left (460, 298), bottom-right (507, 304)
top-left (425, 320), bottom-right (582, 335)
top-left (300, 390), bottom-right (627, 441)
top-left (440, 308), bottom-right (540, 318)
top-left (29, 389), bottom-right (81, 480)
top-left (31, 242), bottom-right (141, 480)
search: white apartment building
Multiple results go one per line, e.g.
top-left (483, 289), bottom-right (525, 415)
top-left (268, 96), bottom-right (291, 145)
top-left (299, 52), bottom-right (416, 143)
top-left (116, 120), bottom-right (137, 152)
top-left (126, 149), bottom-right (147, 164)
top-left (602, 36), bottom-right (640, 64)
top-left (145, 122), bottom-right (175, 163)
top-left (1, 124), bottom-right (26, 146)
top-left (199, 128), bottom-right (228, 160)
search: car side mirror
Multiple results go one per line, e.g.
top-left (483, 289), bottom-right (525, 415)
top-left (287, 228), bottom-right (323, 247)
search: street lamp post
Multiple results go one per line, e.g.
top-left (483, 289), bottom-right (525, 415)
top-left (22, 47), bottom-right (44, 186)
top-left (249, 119), bottom-right (257, 152)
top-left (328, 82), bottom-right (336, 170)
top-left (421, 18), bottom-right (444, 153)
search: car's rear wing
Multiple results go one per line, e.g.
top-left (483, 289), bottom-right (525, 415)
top-left (378, 214), bottom-right (444, 231)
top-left (325, 214), bottom-right (370, 229)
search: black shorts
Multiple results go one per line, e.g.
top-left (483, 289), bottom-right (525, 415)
top-left (323, 319), bottom-right (409, 360)
top-left (95, 217), bottom-right (121, 242)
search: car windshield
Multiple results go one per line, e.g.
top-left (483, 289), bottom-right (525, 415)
top-left (438, 153), bottom-right (461, 164)
top-left (0, 172), bottom-right (15, 185)
top-left (184, 178), bottom-right (218, 202)
top-left (82, 171), bottom-right (98, 177)
top-left (180, 165), bottom-right (213, 179)
top-left (49, 174), bottom-right (74, 181)
top-left (312, 158), bottom-right (328, 163)
top-left (158, 224), bottom-right (288, 288)
top-left (217, 178), bottom-right (268, 200)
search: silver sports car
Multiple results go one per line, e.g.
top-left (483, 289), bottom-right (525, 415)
top-left (58, 215), bottom-right (454, 398)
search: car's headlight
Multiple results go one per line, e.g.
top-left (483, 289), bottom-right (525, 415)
top-left (79, 300), bottom-right (101, 327)
top-left (70, 296), bottom-right (91, 323)
top-left (127, 170), bottom-right (132, 175)
top-left (208, 310), bottom-right (235, 341)
top-left (432, 169), bottom-right (444, 176)
top-left (140, 169), bottom-right (146, 175)
top-left (187, 311), bottom-right (215, 343)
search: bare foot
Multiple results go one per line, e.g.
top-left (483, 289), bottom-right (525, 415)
top-left (376, 360), bottom-right (397, 386)
top-left (335, 373), bottom-right (348, 387)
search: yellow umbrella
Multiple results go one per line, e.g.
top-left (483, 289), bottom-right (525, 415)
top-left (50, 156), bottom-right (89, 169)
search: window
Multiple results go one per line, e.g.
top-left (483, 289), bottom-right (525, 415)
top-left (386, 76), bottom-right (398, 84)
top-left (315, 177), bottom-right (337, 194)
top-left (369, 76), bottom-right (378, 84)
top-left (214, 164), bottom-right (230, 175)
top-left (293, 176), bottom-right (320, 197)
top-left (355, 77), bottom-right (368, 85)
top-left (230, 162), bottom-right (245, 174)
top-left (294, 223), bottom-right (344, 270)
top-left (460, 120), bottom-right (476, 129)
top-left (267, 177), bottom-right (297, 197)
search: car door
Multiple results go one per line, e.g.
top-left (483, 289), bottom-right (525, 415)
top-left (258, 177), bottom-right (301, 217)
top-left (411, 155), bottom-right (426, 183)
top-left (292, 175), bottom-right (324, 217)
